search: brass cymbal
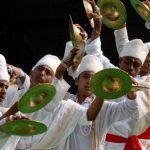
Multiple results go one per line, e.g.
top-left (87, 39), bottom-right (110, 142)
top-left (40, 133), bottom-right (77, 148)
top-left (130, 0), bottom-right (150, 22)
top-left (0, 120), bottom-right (47, 136)
top-left (69, 15), bottom-right (83, 47)
top-left (83, 0), bottom-right (94, 28)
top-left (18, 83), bottom-right (56, 113)
top-left (90, 68), bottom-right (132, 99)
top-left (97, 0), bottom-right (127, 29)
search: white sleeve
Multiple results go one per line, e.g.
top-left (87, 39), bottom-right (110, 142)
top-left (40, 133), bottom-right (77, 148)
top-left (85, 37), bottom-right (116, 69)
top-left (16, 74), bottom-right (30, 90)
top-left (114, 27), bottom-right (129, 54)
top-left (100, 97), bottom-right (138, 128)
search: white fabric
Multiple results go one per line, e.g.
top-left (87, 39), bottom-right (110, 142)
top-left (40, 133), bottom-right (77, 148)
top-left (32, 54), bottom-right (61, 74)
top-left (56, 94), bottom-right (94, 150)
top-left (17, 100), bottom-right (89, 149)
top-left (64, 41), bottom-right (74, 58)
top-left (77, 55), bottom-right (103, 77)
top-left (0, 107), bottom-right (20, 150)
top-left (0, 54), bottom-right (9, 82)
top-left (145, 21), bottom-right (150, 30)
top-left (86, 38), bottom-right (103, 55)
top-left (145, 42), bottom-right (150, 50)
top-left (114, 27), bottom-right (129, 55)
top-left (114, 26), bottom-right (150, 53)
top-left (95, 97), bottom-right (138, 150)
top-left (85, 37), bottom-right (116, 69)
top-left (119, 39), bottom-right (149, 64)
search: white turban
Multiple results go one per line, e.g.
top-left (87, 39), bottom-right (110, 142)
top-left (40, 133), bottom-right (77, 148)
top-left (144, 42), bottom-right (150, 51)
top-left (77, 55), bottom-right (103, 77)
top-left (119, 39), bottom-right (149, 64)
top-left (0, 54), bottom-right (9, 82)
top-left (32, 54), bottom-right (61, 74)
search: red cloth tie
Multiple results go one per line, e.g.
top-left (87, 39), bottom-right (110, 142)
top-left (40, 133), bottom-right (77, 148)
top-left (106, 127), bottom-right (150, 150)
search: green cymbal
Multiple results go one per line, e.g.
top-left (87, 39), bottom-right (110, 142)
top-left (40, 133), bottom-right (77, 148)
top-left (130, 0), bottom-right (150, 22)
top-left (18, 83), bottom-right (56, 113)
top-left (97, 0), bottom-right (127, 29)
top-left (0, 120), bottom-right (47, 136)
top-left (90, 68), bottom-right (132, 99)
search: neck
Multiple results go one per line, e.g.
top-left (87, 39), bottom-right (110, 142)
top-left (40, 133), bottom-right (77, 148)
top-left (77, 93), bottom-right (93, 104)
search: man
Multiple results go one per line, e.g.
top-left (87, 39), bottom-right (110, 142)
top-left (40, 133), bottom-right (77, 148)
top-left (16, 54), bottom-right (138, 150)
top-left (83, 1), bottom-right (150, 149)
top-left (0, 54), bottom-right (29, 150)
top-left (114, 23), bottom-right (150, 81)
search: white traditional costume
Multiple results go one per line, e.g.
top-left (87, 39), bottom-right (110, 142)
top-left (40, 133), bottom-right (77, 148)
top-left (85, 34), bottom-right (150, 149)
top-left (0, 54), bottom-right (21, 150)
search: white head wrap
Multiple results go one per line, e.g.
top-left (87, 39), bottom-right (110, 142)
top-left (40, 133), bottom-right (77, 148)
top-left (77, 54), bottom-right (103, 77)
top-left (0, 54), bottom-right (9, 82)
top-left (32, 54), bottom-right (61, 74)
top-left (119, 39), bottom-right (149, 64)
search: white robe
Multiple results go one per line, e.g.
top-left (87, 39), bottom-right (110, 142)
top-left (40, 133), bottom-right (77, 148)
top-left (87, 29), bottom-right (150, 150)
top-left (0, 107), bottom-right (20, 150)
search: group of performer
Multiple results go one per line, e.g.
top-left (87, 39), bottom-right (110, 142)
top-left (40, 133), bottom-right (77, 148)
top-left (0, 0), bottom-right (150, 149)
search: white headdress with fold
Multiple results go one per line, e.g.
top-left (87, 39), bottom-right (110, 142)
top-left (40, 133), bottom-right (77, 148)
top-left (32, 54), bottom-right (61, 74)
top-left (77, 54), bottom-right (103, 77)
top-left (0, 54), bottom-right (9, 82)
top-left (119, 39), bottom-right (149, 64)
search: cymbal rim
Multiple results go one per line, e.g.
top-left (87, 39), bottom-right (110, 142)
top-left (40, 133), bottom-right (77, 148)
top-left (18, 83), bottom-right (56, 113)
top-left (130, 0), bottom-right (150, 22)
top-left (0, 120), bottom-right (47, 136)
top-left (90, 68), bottom-right (132, 99)
top-left (97, 0), bottom-right (127, 29)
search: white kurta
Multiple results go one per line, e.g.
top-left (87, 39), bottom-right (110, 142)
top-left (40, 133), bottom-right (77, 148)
top-left (56, 94), bottom-right (94, 150)
top-left (0, 107), bottom-right (20, 150)
top-left (85, 35), bottom-right (150, 149)
top-left (16, 99), bottom-right (90, 149)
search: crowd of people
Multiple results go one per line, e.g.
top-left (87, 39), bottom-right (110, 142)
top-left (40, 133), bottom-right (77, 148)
top-left (0, 0), bottom-right (150, 149)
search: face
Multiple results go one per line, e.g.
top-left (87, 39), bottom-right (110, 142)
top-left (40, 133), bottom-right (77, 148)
top-left (30, 65), bottom-right (54, 87)
top-left (0, 80), bottom-right (9, 105)
top-left (139, 52), bottom-right (150, 75)
top-left (77, 71), bottom-right (95, 98)
top-left (119, 56), bottom-right (142, 77)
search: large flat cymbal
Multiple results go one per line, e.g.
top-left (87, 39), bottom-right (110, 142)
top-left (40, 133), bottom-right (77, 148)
top-left (90, 68), bottom-right (132, 99)
top-left (97, 0), bottom-right (127, 29)
top-left (0, 120), bottom-right (47, 136)
top-left (18, 83), bottom-right (56, 113)
top-left (69, 15), bottom-right (83, 47)
top-left (130, 0), bottom-right (150, 22)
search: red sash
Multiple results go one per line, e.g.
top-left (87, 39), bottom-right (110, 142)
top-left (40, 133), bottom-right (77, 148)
top-left (106, 127), bottom-right (150, 150)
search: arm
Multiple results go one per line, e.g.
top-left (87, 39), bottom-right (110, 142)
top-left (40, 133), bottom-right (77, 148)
top-left (114, 24), bottom-right (129, 54)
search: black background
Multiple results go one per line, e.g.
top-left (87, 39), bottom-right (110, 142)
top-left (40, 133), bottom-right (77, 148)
top-left (0, 0), bottom-right (149, 92)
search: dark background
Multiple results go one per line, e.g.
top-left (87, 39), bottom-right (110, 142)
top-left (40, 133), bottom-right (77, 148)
top-left (0, 0), bottom-right (149, 92)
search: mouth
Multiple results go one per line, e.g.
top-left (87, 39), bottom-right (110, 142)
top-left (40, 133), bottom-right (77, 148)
top-left (36, 77), bottom-right (44, 83)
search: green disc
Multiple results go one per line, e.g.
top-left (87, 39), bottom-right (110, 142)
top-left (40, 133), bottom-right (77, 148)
top-left (130, 0), bottom-right (150, 22)
top-left (0, 120), bottom-right (47, 136)
top-left (18, 83), bottom-right (56, 113)
top-left (90, 68), bottom-right (132, 99)
top-left (97, 0), bottom-right (127, 29)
